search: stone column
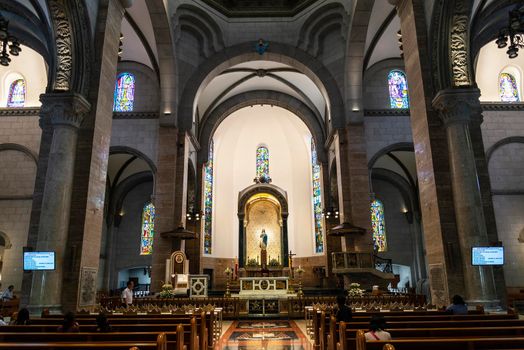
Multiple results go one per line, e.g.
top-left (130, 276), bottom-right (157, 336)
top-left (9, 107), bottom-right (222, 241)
top-left (433, 88), bottom-right (498, 304)
top-left (29, 93), bottom-right (90, 313)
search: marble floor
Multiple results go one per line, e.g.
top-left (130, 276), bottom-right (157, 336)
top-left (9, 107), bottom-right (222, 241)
top-left (217, 319), bottom-right (312, 350)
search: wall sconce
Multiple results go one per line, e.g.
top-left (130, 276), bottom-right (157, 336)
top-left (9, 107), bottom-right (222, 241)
top-left (322, 207), bottom-right (339, 220)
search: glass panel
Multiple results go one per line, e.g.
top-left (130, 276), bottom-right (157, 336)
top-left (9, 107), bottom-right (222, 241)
top-left (7, 79), bottom-right (25, 108)
top-left (203, 141), bottom-right (214, 255)
top-left (113, 73), bottom-right (135, 112)
top-left (370, 199), bottom-right (387, 252)
top-left (140, 202), bottom-right (155, 255)
top-left (388, 70), bottom-right (409, 109)
top-left (499, 72), bottom-right (520, 102)
top-left (311, 139), bottom-right (324, 253)
top-left (256, 146), bottom-right (270, 178)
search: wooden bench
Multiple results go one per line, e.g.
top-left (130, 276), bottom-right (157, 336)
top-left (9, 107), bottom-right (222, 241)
top-left (352, 330), bottom-right (524, 350)
top-left (0, 332), bottom-right (169, 350)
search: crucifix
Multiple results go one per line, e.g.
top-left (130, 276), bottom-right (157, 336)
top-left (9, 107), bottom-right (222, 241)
top-left (289, 250), bottom-right (296, 278)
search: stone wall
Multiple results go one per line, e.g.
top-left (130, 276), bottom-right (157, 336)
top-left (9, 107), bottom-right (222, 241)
top-left (0, 114), bottom-right (41, 293)
top-left (364, 115), bottom-right (413, 161)
top-left (482, 109), bottom-right (524, 289)
top-left (110, 119), bottom-right (159, 165)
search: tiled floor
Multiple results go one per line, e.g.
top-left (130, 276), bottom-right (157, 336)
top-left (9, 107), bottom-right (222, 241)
top-left (217, 319), bottom-right (313, 350)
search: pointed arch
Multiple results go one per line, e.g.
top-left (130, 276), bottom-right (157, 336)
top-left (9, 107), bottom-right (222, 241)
top-left (388, 70), bottom-right (409, 109)
top-left (140, 202), bottom-right (155, 255)
top-left (371, 199), bottom-right (387, 252)
top-left (113, 73), bottom-right (136, 112)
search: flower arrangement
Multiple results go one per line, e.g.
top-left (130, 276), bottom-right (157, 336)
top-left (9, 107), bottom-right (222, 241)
top-left (159, 283), bottom-right (175, 298)
top-left (224, 267), bottom-right (232, 276)
top-left (246, 258), bottom-right (258, 267)
top-left (268, 258), bottom-right (280, 267)
top-left (347, 282), bottom-right (365, 297)
top-left (295, 266), bottom-right (305, 275)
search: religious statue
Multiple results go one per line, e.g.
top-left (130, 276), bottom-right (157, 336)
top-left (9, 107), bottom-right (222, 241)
top-left (259, 229), bottom-right (268, 250)
top-left (259, 229), bottom-right (268, 269)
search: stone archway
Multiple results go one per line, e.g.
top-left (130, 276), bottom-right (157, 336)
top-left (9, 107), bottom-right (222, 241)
top-left (237, 183), bottom-right (289, 268)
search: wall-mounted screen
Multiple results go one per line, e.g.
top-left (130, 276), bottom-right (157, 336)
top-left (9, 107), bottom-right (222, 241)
top-left (23, 252), bottom-right (55, 271)
top-left (471, 247), bottom-right (504, 266)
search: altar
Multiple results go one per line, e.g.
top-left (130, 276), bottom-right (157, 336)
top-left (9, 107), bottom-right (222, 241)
top-left (234, 277), bottom-right (296, 316)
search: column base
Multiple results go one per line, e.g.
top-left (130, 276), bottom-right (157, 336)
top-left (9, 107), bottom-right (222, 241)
top-left (466, 299), bottom-right (503, 312)
top-left (27, 304), bottom-right (63, 316)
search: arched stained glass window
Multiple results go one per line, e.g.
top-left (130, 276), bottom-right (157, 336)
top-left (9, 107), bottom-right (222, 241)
top-left (388, 70), bottom-right (409, 109)
top-left (256, 146), bottom-right (269, 179)
top-left (499, 72), bottom-right (520, 102)
top-left (311, 139), bottom-right (324, 254)
top-left (7, 79), bottom-right (25, 108)
top-left (140, 202), bottom-right (155, 255)
top-left (203, 140), bottom-right (214, 255)
top-left (113, 73), bottom-right (135, 112)
top-left (370, 199), bottom-right (387, 252)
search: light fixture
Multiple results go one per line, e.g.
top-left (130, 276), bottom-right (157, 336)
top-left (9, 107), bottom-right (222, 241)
top-left (322, 207), bottom-right (339, 220)
top-left (118, 33), bottom-right (124, 60)
top-left (186, 209), bottom-right (203, 221)
top-left (0, 14), bottom-right (22, 67)
top-left (496, 5), bottom-right (524, 59)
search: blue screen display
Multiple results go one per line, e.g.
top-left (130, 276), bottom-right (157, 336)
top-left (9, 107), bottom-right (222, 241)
top-left (23, 252), bottom-right (55, 270)
top-left (471, 247), bottom-right (504, 266)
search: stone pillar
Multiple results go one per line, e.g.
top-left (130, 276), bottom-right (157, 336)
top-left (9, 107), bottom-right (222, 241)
top-left (433, 88), bottom-right (498, 304)
top-left (390, 0), bottom-right (464, 306)
top-left (29, 93), bottom-right (90, 313)
top-left (151, 126), bottom-right (179, 291)
top-left (172, 131), bottom-right (190, 252)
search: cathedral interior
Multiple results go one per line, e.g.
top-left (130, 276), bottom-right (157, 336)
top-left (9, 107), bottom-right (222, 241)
top-left (0, 0), bottom-right (524, 348)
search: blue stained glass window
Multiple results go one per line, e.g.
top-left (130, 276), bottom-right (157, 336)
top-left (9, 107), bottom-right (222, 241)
top-left (311, 139), bottom-right (324, 253)
top-left (113, 73), bottom-right (135, 112)
top-left (203, 141), bottom-right (214, 255)
top-left (256, 146), bottom-right (269, 179)
top-left (499, 72), bottom-right (520, 102)
top-left (388, 70), bottom-right (409, 109)
top-left (370, 199), bottom-right (387, 252)
top-left (7, 79), bottom-right (25, 108)
top-left (140, 202), bottom-right (155, 255)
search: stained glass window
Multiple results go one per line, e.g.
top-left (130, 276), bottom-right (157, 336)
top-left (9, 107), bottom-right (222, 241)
top-left (256, 146), bottom-right (269, 179)
top-left (203, 141), bottom-right (214, 255)
top-left (113, 73), bottom-right (135, 112)
top-left (7, 79), bottom-right (25, 108)
top-left (140, 202), bottom-right (155, 255)
top-left (388, 70), bottom-right (409, 109)
top-left (370, 199), bottom-right (387, 252)
top-left (311, 139), bottom-right (324, 254)
top-left (499, 72), bottom-right (520, 102)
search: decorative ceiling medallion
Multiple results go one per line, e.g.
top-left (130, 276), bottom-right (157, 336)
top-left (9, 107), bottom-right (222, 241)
top-left (200, 0), bottom-right (317, 17)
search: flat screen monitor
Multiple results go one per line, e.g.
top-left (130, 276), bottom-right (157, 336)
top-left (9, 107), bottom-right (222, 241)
top-left (471, 246), bottom-right (504, 266)
top-left (23, 251), bottom-right (55, 271)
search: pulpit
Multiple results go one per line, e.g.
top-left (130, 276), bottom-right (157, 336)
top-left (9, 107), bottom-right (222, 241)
top-left (166, 251), bottom-right (189, 295)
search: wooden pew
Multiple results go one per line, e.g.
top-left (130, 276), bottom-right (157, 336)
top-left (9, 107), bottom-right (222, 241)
top-left (353, 329), bottom-right (524, 350)
top-left (0, 332), bottom-right (168, 350)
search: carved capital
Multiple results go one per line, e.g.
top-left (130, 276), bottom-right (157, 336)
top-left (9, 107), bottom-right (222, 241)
top-left (48, 0), bottom-right (73, 91)
top-left (39, 93), bottom-right (91, 129)
top-left (432, 88), bottom-right (483, 127)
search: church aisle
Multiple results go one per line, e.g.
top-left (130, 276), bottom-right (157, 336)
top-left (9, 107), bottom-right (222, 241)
top-left (217, 319), bottom-right (312, 350)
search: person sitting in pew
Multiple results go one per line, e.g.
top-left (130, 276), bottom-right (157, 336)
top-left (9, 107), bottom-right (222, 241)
top-left (446, 294), bottom-right (468, 315)
top-left (14, 308), bottom-right (30, 325)
top-left (365, 315), bottom-right (391, 342)
top-left (335, 294), bottom-right (352, 322)
top-left (41, 308), bottom-right (50, 318)
top-left (0, 315), bottom-right (7, 326)
top-left (95, 312), bottom-right (112, 332)
top-left (57, 312), bottom-right (80, 332)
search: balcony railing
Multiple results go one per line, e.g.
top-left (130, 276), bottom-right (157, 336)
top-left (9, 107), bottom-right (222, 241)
top-left (331, 252), bottom-right (393, 273)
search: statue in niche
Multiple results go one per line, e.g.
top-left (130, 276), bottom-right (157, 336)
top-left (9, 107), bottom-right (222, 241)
top-left (259, 229), bottom-right (268, 269)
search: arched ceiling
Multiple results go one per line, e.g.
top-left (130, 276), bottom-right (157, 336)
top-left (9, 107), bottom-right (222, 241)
top-left (108, 153), bottom-right (153, 190)
top-left (372, 150), bottom-right (417, 190)
top-left (197, 60), bottom-right (327, 122)
top-left (123, 0), bottom-right (158, 70)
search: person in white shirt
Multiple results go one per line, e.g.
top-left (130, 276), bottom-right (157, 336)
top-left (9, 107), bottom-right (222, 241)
top-left (364, 315), bottom-right (392, 341)
top-left (121, 281), bottom-right (134, 306)
top-left (1, 285), bottom-right (14, 301)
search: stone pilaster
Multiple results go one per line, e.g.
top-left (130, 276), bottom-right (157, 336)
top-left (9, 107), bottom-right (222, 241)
top-left (433, 88), bottom-right (498, 305)
top-left (28, 93), bottom-right (90, 313)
